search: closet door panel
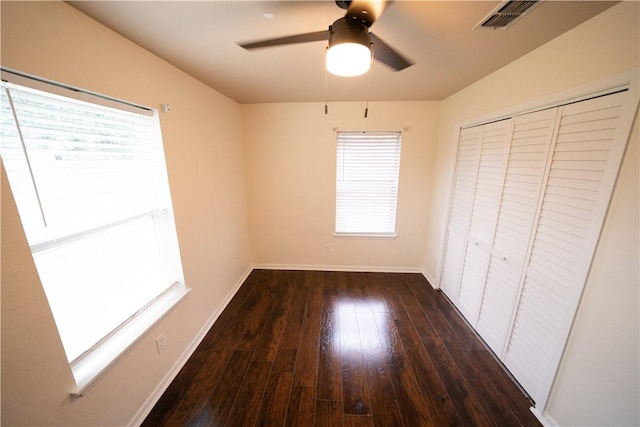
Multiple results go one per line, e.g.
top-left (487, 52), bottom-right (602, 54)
top-left (440, 127), bottom-right (482, 298)
top-left (457, 120), bottom-right (511, 323)
top-left (504, 90), bottom-right (629, 406)
top-left (476, 109), bottom-right (558, 355)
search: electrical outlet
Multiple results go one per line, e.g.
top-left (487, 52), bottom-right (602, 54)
top-left (156, 333), bottom-right (167, 354)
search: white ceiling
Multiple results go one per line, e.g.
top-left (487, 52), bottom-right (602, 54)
top-left (67, 1), bottom-right (615, 104)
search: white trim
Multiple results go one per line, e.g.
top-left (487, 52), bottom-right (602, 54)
top-left (71, 286), bottom-right (190, 397)
top-left (333, 232), bottom-right (398, 239)
top-left (253, 263), bottom-right (423, 274)
top-left (457, 68), bottom-right (638, 130)
top-left (434, 126), bottom-right (464, 291)
top-left (531, 407), bottom-right (559, 427)
top-left (128, 265), bottom-right (253, 427)
top-left (421, 268), bottom-right (438, 289)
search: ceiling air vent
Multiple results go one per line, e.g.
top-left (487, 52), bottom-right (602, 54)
top-left (475, 0), bottom-right (541, 29)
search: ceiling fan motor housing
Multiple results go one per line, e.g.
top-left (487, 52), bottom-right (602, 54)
top-left (329, 17), bottom-right (371, 49)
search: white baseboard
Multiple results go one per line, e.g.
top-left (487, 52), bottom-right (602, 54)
top-left (253, 263), bottom-right (423, 274)
top-left (421, 269), bottom-right (438, 289)
top-left (531, 407), bottom-right (558, 427)
top-left (128, 265), bottom-right (253, 426)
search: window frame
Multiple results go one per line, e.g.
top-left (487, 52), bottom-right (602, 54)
top-left (334, 130), bottom-right (402, 238)
top-left (0, 68), bottom-right (189, 396)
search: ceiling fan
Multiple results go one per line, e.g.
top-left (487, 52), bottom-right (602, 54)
top-left (238, 0), bottom-right (414, 77)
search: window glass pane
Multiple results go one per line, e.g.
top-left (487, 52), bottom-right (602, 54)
top-left (2, 85), bottom-right (165, 245)
top-left (335, 131), bottom-right (402, 234)
top-left (0, 81), bottom-right (184, 363)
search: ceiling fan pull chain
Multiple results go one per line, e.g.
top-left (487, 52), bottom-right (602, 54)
top-left (364, 43), bottom-right (374, 118)
top-left (324, 47), bottom-right (329, 115)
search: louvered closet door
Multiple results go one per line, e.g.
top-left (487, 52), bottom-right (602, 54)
top-left (503, 90), bottom-right (629, 406)
top-left (456, 120), bottom-right (512, 323)
top-left (440, 126), bottom-right (482, 298)
top-left (476, 108), bottom-right (558, 355)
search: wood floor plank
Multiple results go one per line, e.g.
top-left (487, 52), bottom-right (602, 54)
top-left (271, 271), bottom-right (306, 374)
top-left (337, 273), bottom-right (371, 417)
top-left (358, 275), bottom-right (403, 426)
top-left (256, 371), bottom-right (292, 427)
top-left (403, 273), bottom-right (536, 426)
top-left (344, 414), bottom-right (375, 427)
top-left (469, 349), bottom-right (542, 427)
top-left (140, 345), bottom-right (227, 426)
top-left (378, 306), bottom-right (437, 426)
top-left (143, 270), bottom-right (542, 427)
top-left (252, 273), bottom-right (294, 362)
top-left (314, 400), bottom-right (342, 427)
top-left (384, 280), bottom-right (462, 426)
top-left (235, 292), bottom-right (275, 352)
top-left (141, 273), bottom-right (268, 427)
top-left (398, 275), bottom-right (493, 427)
top-left (163, 349), bottom-right (252, 426)
top-left (204, 350), bottom-right (254, 426)
top-left (285, 385), bottom-right (316, 426)
top-left (225, 360), bottom-right (272, 427)
top-left (367, 310), bottom-right (405, 427)
top-left (317, 292), bottom-right (342, 400)
top-left (341, 375), bottom-right (370, 416)
top-left (291, 271), bottom-right (324, 389)
top-left (145, 271), bottom-right (270, 424)
top-left (364, 365), bottom-right (403, 427)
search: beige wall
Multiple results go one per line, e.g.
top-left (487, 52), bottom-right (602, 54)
top-left (243, 101), bottom-right (439, 272)
top-left (2, 1), bottom-right (638, 426)
top-left (1, 2), bottom-right (252, 425)
top-left (425, 2), bottom-right (639, 425)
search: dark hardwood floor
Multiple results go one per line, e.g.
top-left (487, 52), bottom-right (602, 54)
top-left (142, 270), bottom-right (542, 427)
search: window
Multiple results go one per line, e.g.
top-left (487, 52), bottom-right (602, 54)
top-left (0, 70), bottom-right (186, 393)
top-left (335, 131), bottom-right (402, 236)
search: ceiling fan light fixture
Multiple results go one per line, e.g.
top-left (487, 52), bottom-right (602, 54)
top-left (326, 17), bottom-right (372, 77)
top-left (326, 42), bottom-right (371, 77)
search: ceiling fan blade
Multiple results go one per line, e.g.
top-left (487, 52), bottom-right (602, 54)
top-left (370, 32), bottom-right (413, 71)
top-left (239, 30), bottom-right (330, 50)
top-left (346, 0), bottom-right (390, 27)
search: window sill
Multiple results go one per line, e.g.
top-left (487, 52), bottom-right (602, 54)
top-left (333, 232), bottom-right (398, 239)
top-left (70, 285), bottom-right (190, 397)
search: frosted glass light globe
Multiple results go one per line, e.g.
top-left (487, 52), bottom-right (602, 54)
top-left (326, 43), bottom-right (371, 77)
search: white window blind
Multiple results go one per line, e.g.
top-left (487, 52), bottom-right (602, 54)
top-left (0, 78), bottom-right (185, 382)
top-left (335, 131), bottom-right (402, 235)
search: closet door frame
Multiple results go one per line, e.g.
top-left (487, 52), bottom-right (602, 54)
top-left (436, 68), bottom-right (639, 418)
